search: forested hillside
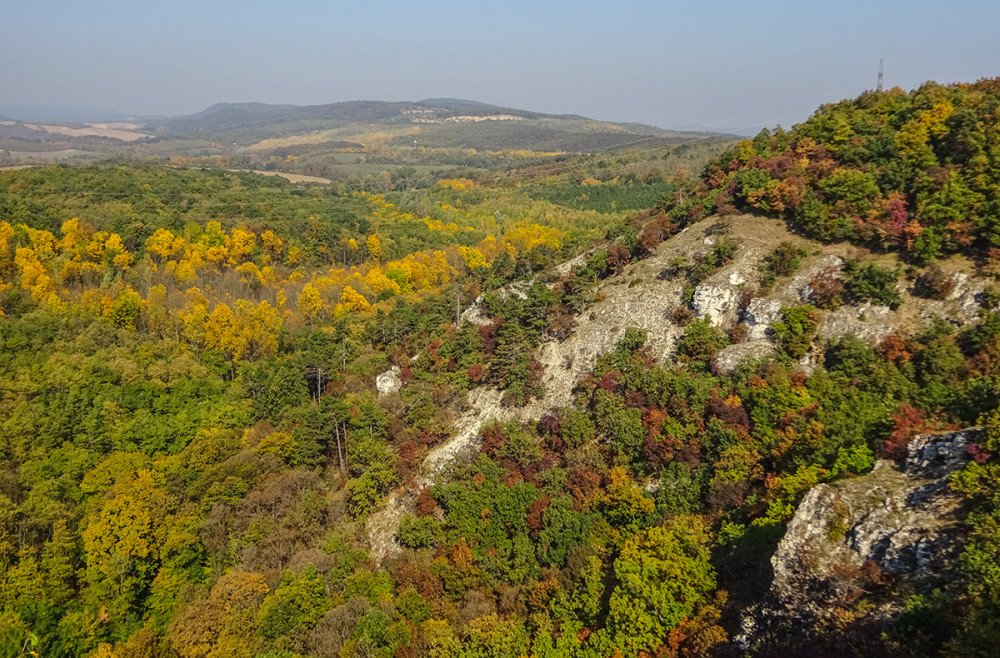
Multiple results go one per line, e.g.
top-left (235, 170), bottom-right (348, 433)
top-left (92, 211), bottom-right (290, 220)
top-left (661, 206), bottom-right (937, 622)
top-left (669, 79), bottom-right (1000, 264)
top-left (2, 80), bottom-right (1000, 658)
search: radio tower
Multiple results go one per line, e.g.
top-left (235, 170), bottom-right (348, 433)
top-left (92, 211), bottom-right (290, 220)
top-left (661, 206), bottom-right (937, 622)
top-left (877, 59), bottom-right (884, 92)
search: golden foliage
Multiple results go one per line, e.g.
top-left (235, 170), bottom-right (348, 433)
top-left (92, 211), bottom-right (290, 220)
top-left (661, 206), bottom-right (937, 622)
top-left (336, 285), bottom-right (371, 314)
top-left (366, 233), bottom-right (383, 262)
top-left (296, 283), bottom-right (324, 322)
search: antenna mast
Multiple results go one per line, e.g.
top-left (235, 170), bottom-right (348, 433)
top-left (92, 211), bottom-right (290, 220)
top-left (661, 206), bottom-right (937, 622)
top-left (877, 59), bottom-right (884, 92)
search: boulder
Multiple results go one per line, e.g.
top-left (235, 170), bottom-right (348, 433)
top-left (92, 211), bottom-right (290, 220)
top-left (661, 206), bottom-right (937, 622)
top-left (376, 366), bottom-right (402, 396)
top-left (740, 430), bottom-right (978, 650)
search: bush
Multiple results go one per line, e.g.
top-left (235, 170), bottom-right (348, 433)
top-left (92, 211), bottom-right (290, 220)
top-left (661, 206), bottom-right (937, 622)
top-left (825, 336), bottom-right (876, 377)
top-left (712, 235), bottom-right (739, 266)
top-left (809, 267), bottom-right (845, 309)
top-left (844, 261), bottom-right (902, 308)
top-left (769, 242), bottom-right (806, 277)
top-left (914, 264), bottom-right (957, 300)
top-left (671, 305), bottom-right (695, 325)
top-left (677, 319), bottom-right (729, 363)
top-left (772, 305), bottom-right (820, 358)
top-left (727, 323), bottom-right (749, 343)
top-left (397, 514), bottom-right (444, 548)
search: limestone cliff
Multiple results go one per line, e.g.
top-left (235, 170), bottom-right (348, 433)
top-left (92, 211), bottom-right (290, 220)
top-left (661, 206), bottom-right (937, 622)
top-left (739, 429), bottom-right (979, 652)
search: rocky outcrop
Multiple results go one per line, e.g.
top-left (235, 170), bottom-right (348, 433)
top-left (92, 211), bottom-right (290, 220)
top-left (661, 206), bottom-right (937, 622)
top-left (714, 341), bottom-right (776, 375)
top-left (740, 430), bottom-right (979, 650)
top-left (366, 387), bottom-right (518, 562)
top-left (375, 366), bottom-right (402, 396)
top-left (817, 302), bottom-right (895, 344)
top-left (742, 298), bottom-right (783, 341)
top-left (692, 284), bottom-right (738, 326)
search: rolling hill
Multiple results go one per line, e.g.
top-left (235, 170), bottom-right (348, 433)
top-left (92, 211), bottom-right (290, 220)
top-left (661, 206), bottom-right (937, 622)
top-left (141, 98), bottom-right (719, 151)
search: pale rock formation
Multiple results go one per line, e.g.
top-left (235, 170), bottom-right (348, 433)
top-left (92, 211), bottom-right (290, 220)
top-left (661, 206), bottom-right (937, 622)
top-left (375, 366), bottom-right (402, 396)
top-left (739, 430), bottom-right (979, 649)
top-left (692, 284), bottom-right (738, 327)
top-left (742, 298), bottom-right (783, 341)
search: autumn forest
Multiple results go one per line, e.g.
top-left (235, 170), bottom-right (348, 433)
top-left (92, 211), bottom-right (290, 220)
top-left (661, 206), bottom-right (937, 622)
top-left (4, 79), bottom-right (1000, 657)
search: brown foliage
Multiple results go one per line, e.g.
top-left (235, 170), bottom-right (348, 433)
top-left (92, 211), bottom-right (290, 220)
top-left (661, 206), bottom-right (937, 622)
top-left (308, 598), bottom-right (370, 658)
top-left (672, 305), bottom-right (695, 325)
top-left (878, 333), bottom-right (912, 363)
top-left (727, 323), bottom-right (749, 343)
top-left (456, 589), bottom-right (498, 630)
top-left (705, 394), bottom-right (751, 432)
top-left (416, 487), bottom-right (438, 517)
top-left (606, 245), bottom-right (631, 274)
top-left (625, 390), bottom-right (647, 409)
top-left (478, 321), bottom-right (499, 356)
top-left (914, 264), bottom-right (957, 299)
top-left (395, 558), bottom-right (445, 602)
top-left (526, 496), bottom-right (552, 537)
top-left (398, 440), bottom-right (422, 476)
top-left (565, 466), bottom-right (601, 508)
top-left (809, 267), bottom-right (845, 309)
top-left (883, 403), bottom-right (926, 460)
top-left (526, 576), bottom-right (561, 613)
top-left (479, 424), bottom-right (508, 459)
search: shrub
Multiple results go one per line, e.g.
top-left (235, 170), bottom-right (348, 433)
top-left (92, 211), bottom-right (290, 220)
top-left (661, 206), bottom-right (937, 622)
top-left (914, 264), bottom-right (957, 299)
top-left (772, 305), bottom-right (820, 358)
top-left (712, 235), bottom-right (739, 266)
top-left (824, 336), bottom-right (876, 377)
top-left (727, 323), bottom-right (749, 343)
top-left (671, 305), bottom-right (695, 325)
top-left (767, 242), bottom-right (807, 277)
top-left (677, 319), bottom-right (730, 363)
top-left (809, 267), bottom-right (845, 309)
top-left (397, 514), bottom-right (444, 548)
top-left (844, 261), bottom-right (902, 309)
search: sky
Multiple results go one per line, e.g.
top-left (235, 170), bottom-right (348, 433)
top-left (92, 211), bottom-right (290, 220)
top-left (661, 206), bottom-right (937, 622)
top-left (3, 0), bottom-right (999, 134)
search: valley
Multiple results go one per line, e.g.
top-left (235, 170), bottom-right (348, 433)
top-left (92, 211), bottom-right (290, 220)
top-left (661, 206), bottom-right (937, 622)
top-left (2, 80), bottom-right (1000, 657)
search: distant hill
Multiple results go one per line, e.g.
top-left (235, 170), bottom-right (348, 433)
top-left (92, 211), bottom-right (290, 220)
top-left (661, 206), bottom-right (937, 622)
top-left (144, 98), bottom-right (724, 152)
top-left (0, 105), bottom-right (128, 122)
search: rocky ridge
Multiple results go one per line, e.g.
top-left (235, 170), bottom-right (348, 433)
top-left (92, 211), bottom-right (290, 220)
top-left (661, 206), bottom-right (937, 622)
top-left (365, 214), bottom-right (988, 561)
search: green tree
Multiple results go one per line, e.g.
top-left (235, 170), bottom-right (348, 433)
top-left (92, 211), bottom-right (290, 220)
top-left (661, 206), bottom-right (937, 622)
top-left (597, 517), bottom-right (716, 655)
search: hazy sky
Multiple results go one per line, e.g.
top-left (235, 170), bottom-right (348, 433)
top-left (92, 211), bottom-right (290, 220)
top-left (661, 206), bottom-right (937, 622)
top-left (4, 0), bottom-right (998, 133)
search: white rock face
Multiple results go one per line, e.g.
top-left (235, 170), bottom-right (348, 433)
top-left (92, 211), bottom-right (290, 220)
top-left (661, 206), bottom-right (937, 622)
top-left (945, 271), bottom-right (969, 301)
top-left (741, 430), bottom-right (978, 650)
top-left (817, 303), bottom-right (894, 343)
top-left (714, 341), bottom-right (776, 375)
top-left (375, 366), bottom-right (402, 396)
top-left (459, 295), bottom-right (492, 326)
top-left (692, 284), bottom-right (737, 326)
top-left (742, 298), bottom-right (783, 341)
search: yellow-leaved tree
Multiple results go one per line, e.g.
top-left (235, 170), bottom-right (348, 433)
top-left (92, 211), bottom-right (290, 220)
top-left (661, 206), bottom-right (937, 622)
top-left (336, 286), bottom-right (371, 314)
top-left (14, 247), bottom-right (56, 305)
top-left (227, 227), bottom-right (257, 266)
top-left (296, 283), bottom-right (324, 323)
top-left (459, 246), bottom-right (488, 270)
top-left (261, 229), bottom-right (283, 264)
top-left (82, 469), bottom-right (175, 624)
top-left (366, 233), bottom-right (383, 262)
top-left (203, 300), bottom-right (281, 362)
